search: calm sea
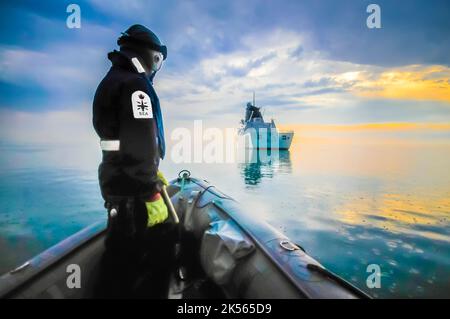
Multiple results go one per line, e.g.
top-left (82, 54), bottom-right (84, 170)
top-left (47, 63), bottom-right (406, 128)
top-left (0, 128), bottom-right (449, 298)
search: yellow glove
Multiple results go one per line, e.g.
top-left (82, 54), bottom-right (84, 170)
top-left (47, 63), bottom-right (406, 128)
top-left (145, 193), bottom-right (168, 227)
top-left (157, 170), bottom-right (169, 186)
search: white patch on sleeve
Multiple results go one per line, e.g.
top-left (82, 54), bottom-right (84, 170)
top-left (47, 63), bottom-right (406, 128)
top-left (131, 90), bottom-right (153, 119)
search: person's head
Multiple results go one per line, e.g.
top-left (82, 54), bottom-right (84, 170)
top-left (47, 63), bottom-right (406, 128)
top-left (118, 24), bottom-right (167, 73)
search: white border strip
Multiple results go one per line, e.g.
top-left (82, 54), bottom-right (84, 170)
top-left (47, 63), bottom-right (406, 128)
top-left (131, 57), bottom-right (145, 73)
top-left (100, 140), bottom-right (120, 151)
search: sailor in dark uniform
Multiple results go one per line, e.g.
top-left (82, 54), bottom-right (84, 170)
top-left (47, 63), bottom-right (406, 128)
top-left (92, 24), bottom-right (174, 298)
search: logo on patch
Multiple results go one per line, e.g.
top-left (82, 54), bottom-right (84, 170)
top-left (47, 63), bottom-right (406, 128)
top-left (131, 90), bottom-right (153, 119)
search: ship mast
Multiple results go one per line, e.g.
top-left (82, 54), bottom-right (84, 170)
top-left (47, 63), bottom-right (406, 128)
top-left (253, 91), bottom-right (255, 107)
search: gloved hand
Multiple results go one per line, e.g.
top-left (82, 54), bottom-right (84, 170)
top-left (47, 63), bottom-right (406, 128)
top-left (145, 193), bottom-right (168, 227)
top-left (157, 170), bottom-right (169, 186)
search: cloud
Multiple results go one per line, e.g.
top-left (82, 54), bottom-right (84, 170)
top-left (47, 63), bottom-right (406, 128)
top-left (290, 45), bottom-right (304, 60)
top-left (149, 27), bottom-right (450, 128)
top-left (0, 18), bottom-right (117, 110)
top-left (83, 0), bottom-right (450, 70)
top-left (350, 65), bottom-right (450, 102)
top-left (0, 106), bottom-right (97, 146)
top-left (0, 46), bottom-right (100, 90)
top-left (1, 1), bottom-right (450, 135)
top-left (0, 44), bottom-right (107, 111)
top-left (88, 0), bottom-right (147, 15)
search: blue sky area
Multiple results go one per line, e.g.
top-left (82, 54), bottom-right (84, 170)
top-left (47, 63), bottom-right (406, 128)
top-left (0, 0), bottom-right (449, 145)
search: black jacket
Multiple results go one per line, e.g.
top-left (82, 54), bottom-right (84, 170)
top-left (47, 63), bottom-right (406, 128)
top-left (93, 51), bottom-right (162, 200)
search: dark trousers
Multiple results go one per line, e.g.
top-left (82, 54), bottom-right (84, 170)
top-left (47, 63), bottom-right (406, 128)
top-left (94, 198), bottom-right (176, 298)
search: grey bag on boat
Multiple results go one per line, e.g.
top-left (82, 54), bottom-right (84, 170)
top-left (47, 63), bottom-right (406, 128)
top-left (200, 220), bottom-right (255, 285)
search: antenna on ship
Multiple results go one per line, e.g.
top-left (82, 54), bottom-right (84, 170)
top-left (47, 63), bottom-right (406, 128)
top-left (253, 91), bottom-right (255, 107)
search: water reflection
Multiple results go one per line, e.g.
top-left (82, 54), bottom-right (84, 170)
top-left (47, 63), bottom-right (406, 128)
top-left (335, 192), bottom-right (450, 242)
top-left (1, 127), bottom-right (450, 298)
top-left (239, 149), bottom-right (292, 185)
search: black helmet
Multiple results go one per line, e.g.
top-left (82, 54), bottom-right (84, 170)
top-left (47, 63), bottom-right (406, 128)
top-left (118, 24), bottom-right (167, 60)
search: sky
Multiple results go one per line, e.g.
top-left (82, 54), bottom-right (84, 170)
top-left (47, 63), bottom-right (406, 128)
top-left (0, 0), bottom-right (449, 147)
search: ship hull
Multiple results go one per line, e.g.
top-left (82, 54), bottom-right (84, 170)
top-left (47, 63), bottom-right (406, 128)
top-left (240, 130), bottom-right (294, 150)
